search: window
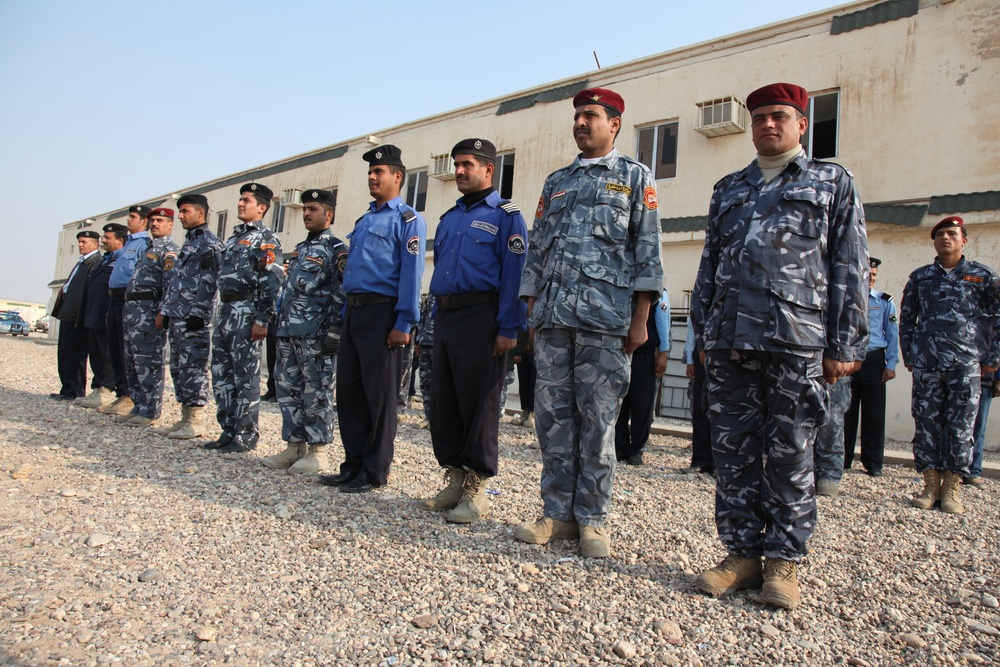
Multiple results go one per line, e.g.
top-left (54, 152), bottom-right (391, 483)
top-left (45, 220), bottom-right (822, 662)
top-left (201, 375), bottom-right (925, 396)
top-left (405, 169), bottom-right (428, 212)
top-left (801, 91), bottom-right (839, 159)
top-left (495, 152), bottom-right (516, 200)
top-left (216, 211), bottom-right (228, 238)
top-left (271, 200), bottom-right (286, 233)
top-left (636, 122), bottom-right (678, 179)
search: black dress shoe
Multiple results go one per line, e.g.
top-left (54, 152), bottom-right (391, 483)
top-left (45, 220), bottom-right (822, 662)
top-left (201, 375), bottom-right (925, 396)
top-left (261, 389), bottom-right (276, 403)
top-left (340, 474), bottom-right (378, 494)
top-left (865, 467), bottom-right (883, 477)
top-left (318, 471), bottom-right (357, 487)
top-left (203, 433), bottom-right (234, 450)
top-left (626, 452), bottom-right (644, 466)
top-left (50, 393), bottom-right (74, 401)
top-left (218, 441), bottom-right (252, 453)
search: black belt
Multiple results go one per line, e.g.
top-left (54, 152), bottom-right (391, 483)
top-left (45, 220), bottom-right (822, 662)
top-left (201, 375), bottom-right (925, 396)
top-left (108, 287), bottom-right (126, 297)
top-left (865, 348), bottom-right (886, 359)
top-left (126, 291), bottom-right (160, 302)
top-left (221, 290), bottom-right (254, 303)
top-left (347, 293), bottom-right (394, 307)
top-left (436, 292), bottom-right (496, 311)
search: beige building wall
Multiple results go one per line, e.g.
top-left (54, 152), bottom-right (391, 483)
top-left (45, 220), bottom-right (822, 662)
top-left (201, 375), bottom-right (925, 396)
top-left (51, 0), bottom-right (1000, 444)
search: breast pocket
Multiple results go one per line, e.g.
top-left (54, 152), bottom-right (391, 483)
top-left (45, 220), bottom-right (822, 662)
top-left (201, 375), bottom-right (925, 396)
top-left (293, 258), bottom-right (325, 295)
top-left (363, 220), bottom-right (393, 258)
top-left (461, 226), bottom-right (497, 264)
top-left (774, 185), bottom-right (833, 242)
top-left (769, 279), bottom-right (827, 348)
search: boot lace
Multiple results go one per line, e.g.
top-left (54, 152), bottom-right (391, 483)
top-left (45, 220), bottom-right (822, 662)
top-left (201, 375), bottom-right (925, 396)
top-left (461, 472), bottom-right (483, 501)
top-left (765, 559), bottom-right (796, 581)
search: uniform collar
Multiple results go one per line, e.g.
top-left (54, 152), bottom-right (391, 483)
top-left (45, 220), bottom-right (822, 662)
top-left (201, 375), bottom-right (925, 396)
top-left (186, 224), bottom-right (208, 238)
top-left (234, 220), bottom-right (263, 234)
top-left (370, 196), bottom-right (404, 213)
top-left (933, 255), bottom-right (967, 273)
top-left (570, 147), bottom-right (622, 172)
top-left (742, 150), bottom-right (808, 185)
top-left (128, 231), bottom-right (150, 240)
top-left (457, 188), bottom-right (499, 212)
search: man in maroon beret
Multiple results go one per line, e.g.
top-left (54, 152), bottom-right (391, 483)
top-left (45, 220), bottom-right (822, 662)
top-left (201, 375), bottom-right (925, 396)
top-left (690, 82), bottom-right (869, 610)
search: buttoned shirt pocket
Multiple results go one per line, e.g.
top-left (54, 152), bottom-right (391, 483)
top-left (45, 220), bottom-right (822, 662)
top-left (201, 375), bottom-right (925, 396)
top-left (292, 256), bottom-right (325, 295)
top-left (769, 279), bottom-right (827, 348)
top-left (461, 225), bottom-right (497, 264)
top-left (717, 186), bottom-right (752, 241)
top-left (776, 185), bottom-right (833, 240)
top-left (594, 189), bottom-right (630, 228)
top-left (363, 219), bottom-right (393, 257)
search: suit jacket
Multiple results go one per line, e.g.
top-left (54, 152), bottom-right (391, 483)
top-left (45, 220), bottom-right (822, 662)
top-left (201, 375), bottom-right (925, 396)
top-left (52, 252), bottom-right (102, 324)
top-left (82, 252), bottom-right (118, 330)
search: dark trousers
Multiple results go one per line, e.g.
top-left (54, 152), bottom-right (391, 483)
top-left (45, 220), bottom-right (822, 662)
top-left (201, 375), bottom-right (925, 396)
top-left (615, 346), bottom-right (658, 460)
top-left (336, 301), bottom-right (401, 486)
top-left (106, 296), bottom-right (128, 395)
top-left (57, 321), bottom-right (89, 397)
top-left (517, 352), bottom-right (536, 412)
top-left (87, 328), bottom-right (114, 390)
top-left (844, 348), bottom-right (886, 473)
top-left (430, 302), bottom-right (503, 477)
top-left (265, 317), bottom-right (277, 394)
top-left (689, 354), bottom-right (714, 470)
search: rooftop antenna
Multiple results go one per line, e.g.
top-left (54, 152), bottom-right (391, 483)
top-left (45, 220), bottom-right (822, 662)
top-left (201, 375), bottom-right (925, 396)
top-left (593, 51), bottom-right (601, 69)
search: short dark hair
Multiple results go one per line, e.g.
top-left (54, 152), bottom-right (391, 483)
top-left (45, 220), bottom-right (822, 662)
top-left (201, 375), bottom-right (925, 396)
top-left (190, 203), bottom-right (209, 217)
top-left (110, 229), bottom-right (127, 241)
top-left (388, 164), bottom-right (407, 184)
top-left (320, 202), bottom-right (335, 216)
top-left (252, 193), bottom-right (271, 215)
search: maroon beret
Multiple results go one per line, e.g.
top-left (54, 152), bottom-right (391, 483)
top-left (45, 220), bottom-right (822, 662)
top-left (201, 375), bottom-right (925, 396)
top-left (573, 87), bottom-right (625, 115)
top-left (149, 207), bottom-right (174, 219)
top-left (746, 83), bottom-right (809, 115)
top-left (930, 216), bottom-right (964, 238)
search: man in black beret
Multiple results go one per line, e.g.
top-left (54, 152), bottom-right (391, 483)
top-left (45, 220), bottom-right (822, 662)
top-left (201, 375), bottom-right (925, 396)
top-left (51, 229), bottom-right (103, 400)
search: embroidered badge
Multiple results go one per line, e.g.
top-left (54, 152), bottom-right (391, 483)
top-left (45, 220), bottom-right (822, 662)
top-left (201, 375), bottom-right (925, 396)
top-left (508, 234), bottom-right (525, 255)
top-left (375, 150), bottom-right (382, 159)
top-left (643, 187), bottom-right (658, 210)
top-left (238, 239), bottom-right (252, 246)
top-left (407, 236), bottom-right (420, 255)
top-left (145, 253), bottom-right (158, 260)
top-left (606, 183), bottom-right (632, 196)
top-left (305, 256), bottom-right (324, 266)
top-left (535, 196), bottom-right (545, 219)
top-left (889, 315), bottom-right (897, 323)
top-left (163, 257), bottom-right (175, 271)
top-left (964, 275), bottom-right (984, 283)
top-left (550, 190), bottom-right (567, 201)
top-left (337, 252), bottom-right (348, 275)
top-left (261, 243), bottom-right (276, 250)
top-left (474, 139), bottom-right (482, 149)
top-left (471, 221), bottom-right (498, 235)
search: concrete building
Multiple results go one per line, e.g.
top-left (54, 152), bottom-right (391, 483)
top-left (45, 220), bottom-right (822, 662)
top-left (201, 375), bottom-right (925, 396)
top-left (49, 0), bottom-right (1000, 443)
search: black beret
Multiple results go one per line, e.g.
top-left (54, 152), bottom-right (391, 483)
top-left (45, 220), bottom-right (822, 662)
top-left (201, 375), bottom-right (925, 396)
top-left (362, 144), bottom-right (403, 167)
top-left (77, 230), bottom-right (100, 240)
top-left (177, 193), bottom-right (209, 209)
top-left (129, 205), bottom-right (152, 217)
top-left (240, 183), bottom-right (274, 201)
top-left (451, 138), bottom-right (497, 163)
top-left (869, 257), bottom-right (882, 268)
top-left (103, 223), bottom-right (128, 234)
top-left (301, 188), bottom-right (337, 207)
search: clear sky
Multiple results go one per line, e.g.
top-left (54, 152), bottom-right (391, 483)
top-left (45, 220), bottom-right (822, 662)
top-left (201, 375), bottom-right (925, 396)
top-left (0, 0), bottom-right (848, 304)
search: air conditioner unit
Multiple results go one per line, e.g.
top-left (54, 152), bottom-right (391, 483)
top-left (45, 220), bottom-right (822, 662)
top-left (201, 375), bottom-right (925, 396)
top-left (430, 153), bottom-right (456, 181)
top-left (694, 96), bottom-right (749, 138)
top-left (282, 189), bottom-right (303, 209)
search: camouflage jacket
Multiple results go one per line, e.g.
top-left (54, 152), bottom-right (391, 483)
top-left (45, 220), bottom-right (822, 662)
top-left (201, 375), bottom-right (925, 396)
top-left (159, 225), bottom-right (223, 320)
top-left (899, 256), bottom-right (1000, 370)
top-left (127, 235), bottom-right (180, 310)
top-left (519, 148), bottom-right (664, 336)
top-left (415, 294), bottom-right (436, 347)
top-left (690, 152), bottom-right (869, 361)
top-left (218, 221), bottom-right (284, 326)
top-left (275, 229), bottom-right (348, 338)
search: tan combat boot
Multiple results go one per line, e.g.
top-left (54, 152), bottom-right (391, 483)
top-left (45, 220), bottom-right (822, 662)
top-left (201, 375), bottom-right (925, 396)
top-left (288, 444), bottom-right (329, 475)
top-left (416, 468), bottom-right (465, 511)
top-left (447, 471), bottom-right (491, 524)
top-left (579, 525), bottom-right (611, 558)
top-left (168, 405), bottom-right (206, 439)
top-left (99, 396), bottom-right (134, 415)
top-left (263, 442), bottom-right (307, 470)
top-left (115, 409), bottom-right (140, 423)
top-left (514, 516), bottom-right (579, 545)
top-left (695, 554), bottom-right (764, 596)
top-left (75, 387), bottom-right (113, 409)
top-left (759, 557), bottom-right (800, 610)
top-left (153, 406), bottom-right (187, 435)
top-left (911, 469), bottom-right (941, 510)
top-left (521, 412), bottom-right (534, 429)
top-left (125, 415), bottom-right (155, 427)
top-left (940, 471), bottom-right (965, 514)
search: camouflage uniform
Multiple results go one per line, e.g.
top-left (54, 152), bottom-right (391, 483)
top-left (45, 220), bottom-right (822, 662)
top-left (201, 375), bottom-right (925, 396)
top-left (211, 221), bottom-right (283, 449)
top-left (691, 152), bottom-right (869, 561)
top-left (814, 376), bottom-right (851, 482)
top-left (519, 148), bottom-right (664, 526)
top-left (899, 256), bottom-right (1000, 476)
top-left (275, 229), bottom-right (347, 445)
top-left (160, 225), bottom-right (223, 406)
top-left (415, 295), bottom-right (436, 421)
top-left (124, 235), bottom-right (179, 419)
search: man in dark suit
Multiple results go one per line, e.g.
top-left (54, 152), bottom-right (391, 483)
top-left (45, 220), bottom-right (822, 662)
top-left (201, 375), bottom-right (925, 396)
top-left (75, 224), bottom-right (127, 409)
top-left (51, 230), bottom-right (102, 400)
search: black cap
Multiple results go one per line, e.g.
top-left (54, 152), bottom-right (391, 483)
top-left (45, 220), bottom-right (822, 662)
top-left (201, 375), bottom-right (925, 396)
top-left (240, 183), bottom-right (274, 201)
top-left (77, 230), bottom-right (100, 240)
top-left (301, 188), bottom-right (337, 207)
top-left (129, 205), bottom-right (152, 217)
top-left (177, 193), bottom-right (209, 209)
top-left (451, 138), bottom-right (496, 163)
top-left (103, 223), bottom-right (127, 234)
top-left (362, 144), bottom-right (403, 167)
top-left (869, 257), bottom-right (882, 268)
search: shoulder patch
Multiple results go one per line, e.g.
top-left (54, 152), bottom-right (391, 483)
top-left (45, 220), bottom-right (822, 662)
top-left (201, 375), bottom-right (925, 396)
top-left (336, 250), bottom-right (348, 275)
top-left (163, 256), bottom-right (175, 271)
top-left (643, 187), bottom-right (658, 210)
top-left (406, 236), bottom-right (421, 255)
top-left (879, 292), bottom-right (892, 302)
top-left (261, 243), bottom-right (276, 251)
top-left (507, 234), bottom-right (525, 255)
top-left (964, 275), bottom-right (985, 283)
top-left (500, 200), bottom-right (520, 214)
top-left (401, 208), bottom-right (417, 223)
top-left (535, 196), bottom-right (545, 219)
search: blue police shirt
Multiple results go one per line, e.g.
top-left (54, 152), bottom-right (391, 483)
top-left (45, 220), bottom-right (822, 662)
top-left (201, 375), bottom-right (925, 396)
top-left (109, 231), bottom-right (151, 289)
top-left (342, 196), bottom-right (427, 332)
top-left (430, 190), bottom-right (528, 338)
top-left (867, 288), bottom-right (899, 371)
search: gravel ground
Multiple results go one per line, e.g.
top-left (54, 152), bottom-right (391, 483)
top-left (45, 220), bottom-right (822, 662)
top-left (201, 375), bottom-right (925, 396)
top-left (1, 336), bottom-right (998, 667)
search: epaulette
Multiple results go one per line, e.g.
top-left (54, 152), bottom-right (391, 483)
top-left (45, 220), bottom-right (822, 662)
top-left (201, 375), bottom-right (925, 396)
top-left (880, 292), bottom-right (892, 302)
top-left (500, 200), bottom-right (520, 215)
top-left (401, 207), bottom-right (417, 223)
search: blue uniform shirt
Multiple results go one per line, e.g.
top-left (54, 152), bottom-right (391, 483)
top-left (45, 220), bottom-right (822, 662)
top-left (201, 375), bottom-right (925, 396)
top-left (430, 190), bottom-right (528, 338)
top-left (342, 196), bottom-right (427, 333)
top-left (109, 231), bottom-right (151, 289)
top-left (653, 289), bottom-right (671, 353)
top-left (683, 318), bottom-right (698, 365)
top-left (867, 288), bottom-right (899, 371)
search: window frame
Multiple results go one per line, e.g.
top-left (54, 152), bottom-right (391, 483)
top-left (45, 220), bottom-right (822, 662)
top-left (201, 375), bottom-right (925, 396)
top-left (635, 121), bottom-right (679, 180)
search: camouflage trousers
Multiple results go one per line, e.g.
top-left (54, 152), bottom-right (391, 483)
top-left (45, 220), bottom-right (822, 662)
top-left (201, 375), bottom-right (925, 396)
top-left (275, 336), bottom-right (336, 444)
top-left (534, 328), bottom-right (630, 527)
top-left (814, 376), bottom-right (852, 482)
top-left (911, 366), bottom-right (979, 476)
top-left (212, 302), bottom-right (262, 443)
top-left (123, 301), bottom-right (167, 419)
top-left (418, 347), bottom-right (432, 421)
top-left (499, 364), bottom-right (515, 413)
top-left (705, 350), bottom-right (825, 562)
top-left (167, 318), bottom-right (212, 407)
top-left (398, 344), bottom-right (414, 409)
